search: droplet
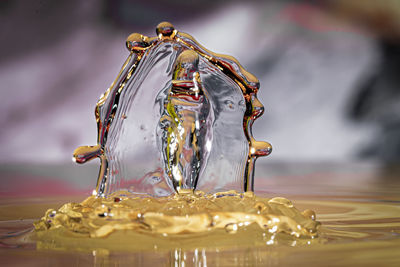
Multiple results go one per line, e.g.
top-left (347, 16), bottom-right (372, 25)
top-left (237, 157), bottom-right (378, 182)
top-left (225, 223), bottom-right (238, 233)
top-left (156, 22), bottom-right (175, 37)
top-left (268, 197), bottom-right (293, 208)
top-left (126, 33), bottom-right (150, 51)
top-left (302, 209), bottom-right (316, 221)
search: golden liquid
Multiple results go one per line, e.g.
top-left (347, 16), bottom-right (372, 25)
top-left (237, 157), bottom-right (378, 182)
top-left (1, 193), bottom-right (399, 266)
top-left (31, 191), bottom-right (319, 251)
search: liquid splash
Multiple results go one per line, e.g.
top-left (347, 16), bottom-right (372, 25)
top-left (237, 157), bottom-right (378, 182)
top-left (34, 22), bottom-right (319, 248)
top-left (72, 21), bottom-right (271, 197)
top-left (34, 190), bottom-right (319, 250)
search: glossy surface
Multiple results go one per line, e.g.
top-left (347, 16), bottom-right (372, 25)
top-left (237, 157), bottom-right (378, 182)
top-left (33, 190), bottom-right (318, 242)
top-left (1, 163), bottom-right (399, 266)
top-left (73, 22), bottom-right (271, 197)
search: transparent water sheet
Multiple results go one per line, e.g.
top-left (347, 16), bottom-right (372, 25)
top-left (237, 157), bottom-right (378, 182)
top-left (73, 22), bottom-right (272, 197)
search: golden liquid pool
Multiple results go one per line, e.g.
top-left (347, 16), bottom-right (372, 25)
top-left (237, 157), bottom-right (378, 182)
top-left (1, 190), bottom-right (399, 266)
top-left (31, 190), bottom-right (319, 251)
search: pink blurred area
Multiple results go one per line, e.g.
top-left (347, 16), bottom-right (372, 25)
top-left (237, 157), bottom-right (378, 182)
top-left (0, 176), bottom-right (87, 198)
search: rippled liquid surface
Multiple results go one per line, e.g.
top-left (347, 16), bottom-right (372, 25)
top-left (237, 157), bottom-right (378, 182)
top-left (32, 190), bottom-right (319, 251)
top-left (1, 163), bottom-right (400, 266)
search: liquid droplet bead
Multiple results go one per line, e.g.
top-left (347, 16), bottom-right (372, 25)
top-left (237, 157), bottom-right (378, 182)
top-left (156, 22), bottom-right (175, 37)
top-left (268, 197), bottom-right (294, 208)
top-left (302, 209), bottom-right (317, 221)
top-left (225, 223), bottom-right (239, 233)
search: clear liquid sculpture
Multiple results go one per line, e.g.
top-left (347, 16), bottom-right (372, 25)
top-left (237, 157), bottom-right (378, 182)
top-left (34, 22), bottom-right (320, 245)
top-left (73, 22), bottom-right (272, 198)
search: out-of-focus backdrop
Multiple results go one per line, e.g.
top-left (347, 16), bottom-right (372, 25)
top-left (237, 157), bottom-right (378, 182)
top-left (1, 0), bottom-right (400, 167)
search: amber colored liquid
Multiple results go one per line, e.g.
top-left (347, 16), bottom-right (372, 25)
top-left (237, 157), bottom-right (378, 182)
top-left (31, 190), bottom-right (319, 250)
top-left (2, 162), bottom-right (400, 266)
top-left (1, 193), bottom-right (400, 266)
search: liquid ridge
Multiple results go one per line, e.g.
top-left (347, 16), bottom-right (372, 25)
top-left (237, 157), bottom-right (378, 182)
top-left (33, 190), bottom-right (320, 248)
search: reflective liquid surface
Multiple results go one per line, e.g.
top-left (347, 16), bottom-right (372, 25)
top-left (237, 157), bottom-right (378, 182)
top-left (1, 163), bottom-right (399, 266)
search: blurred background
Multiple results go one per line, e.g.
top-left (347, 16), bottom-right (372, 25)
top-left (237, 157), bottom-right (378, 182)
top-left (1, 0), bottom-right (400, 195)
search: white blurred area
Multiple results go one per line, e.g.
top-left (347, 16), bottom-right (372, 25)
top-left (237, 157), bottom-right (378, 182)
top-left (0, 0), bottom-right (384, 163)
